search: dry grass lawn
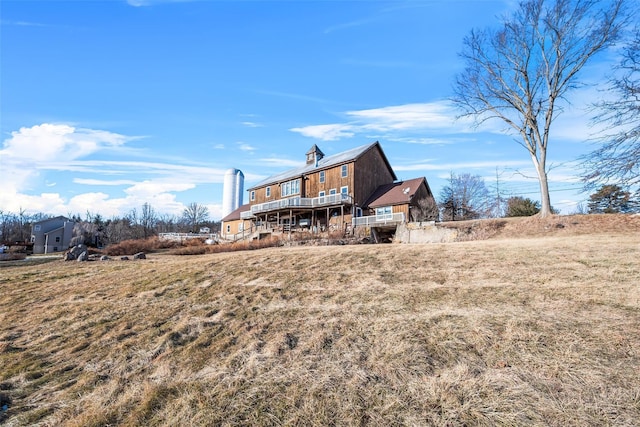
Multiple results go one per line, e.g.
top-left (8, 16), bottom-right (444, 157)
top-left (1, 215), bottom-right (639, 426)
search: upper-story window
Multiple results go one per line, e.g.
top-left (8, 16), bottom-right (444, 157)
top-left (266, 186), bottom-right (271, 198)
top-left (250, 190), bottom-right (255, 201)
top-left (281, 179), bottom-right (301, 197)
top-left (34, 225), bottom-right (41, 232)
top-left (341, 186), bottom-right (348, 195)
top-left (341, 164), bottom-right (348, 178)
top-left (319, 170), bottom-right (325, 183)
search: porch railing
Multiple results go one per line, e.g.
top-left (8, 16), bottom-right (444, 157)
top-left (352, 212), bottom-right (405, 227)
top-left (244, 193), bottom-right (353, 217)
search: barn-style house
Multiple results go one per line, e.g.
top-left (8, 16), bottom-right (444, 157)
top-left (221, 141), bottom-right (436, 240)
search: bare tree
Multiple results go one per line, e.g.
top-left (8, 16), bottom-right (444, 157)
top-left (410, 197), bottom-right (439, 222)
top-left (584, 29), bottom-right (640, 189)
top-left (453, 0), bottom-right (626, 217)
top-left (140, 203), bottom-right (158, 238)
top-left (182, 202), bottom-right (209, 232)
top-left (439, 173), bottom-right (491, 221)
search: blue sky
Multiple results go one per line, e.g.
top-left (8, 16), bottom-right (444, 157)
top-left (0, 0), bottom-right (621, 220)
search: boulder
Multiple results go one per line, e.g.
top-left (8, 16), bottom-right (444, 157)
top-left (121, 256), bottom-right (130, 261)
top-left (100, 255), bottom-right (111, 261)
top-left (65, 244), bottom-right (88, 261)
top-left (133, 252), bottom-right (146, 260)
top-left (77, 251), bottom-right (88, 262)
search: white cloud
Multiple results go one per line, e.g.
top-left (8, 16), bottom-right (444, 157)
top-left (2, 123), bottom-right (128, 163)
top-left (349, 102), bottom-right (458, 130)
top-left (256, 157), bottom-right (304, 168)
top-left (74, 178), bottom-right (137, 186)
top-left (125, 0), bottom-right (186, 6)
top-left (0, 123), bottom-right (230, 217)
top-left (290, 123), bottom-right (356, 141)
top-left (394, 159), bottom-right (531, 172)
top-left (290, 101), bottom-right (476, 141)
top-left (238, 143), bottom-right (257, 152)
top-left (124, 180), bottom-right (196, 198)
top-left (241, 121), bottom-right (263, 128)
top-left (1, 123), bottom-right (133, 193)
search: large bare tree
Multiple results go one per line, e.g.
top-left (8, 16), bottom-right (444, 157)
top-left (182, 202), bottom-right (209, 233)
top-left (453, 0), bottom-right (626, 217)
top-left (584, 29), bottom-right (640, 189)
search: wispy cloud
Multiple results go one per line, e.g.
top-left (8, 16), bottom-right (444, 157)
top-left (4, 20), bottom-right (48, 27)
top-left (238, 142), bottom-right (257, 152)
top-left (324, 17), bottom-right (376, 34)
top-left (290, 123), bottom-right (356, 141)
top-left (126, 0), bottom-right (196, 7)
top-left (394, 159), bottom-right (531, 172)
top-left (257, 90), bottom-right (335, 105)
top-left (290, 102), bottom-right (474, 141)
top-left (256, 157), bottom-right (304, 168)
top-left (241, 121), bottom-right (263, 128)
top-left (73, 178), bottom-right (138, 186)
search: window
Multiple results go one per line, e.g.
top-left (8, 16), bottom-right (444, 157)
top-left (250, 191), bottom-right (255, 201)
top-left (318, 191), bottom-right (325, 197)
top-left (281, 179), bottom-right (301, 197)
top-left (34, 225), bottom-right (41, 232)
top-left (55, 236), bottom-right (60, 243)
top-left (238, 223), bottom-right (244, 232)
top-left (376, 206), bottom-right (393, 220)
top-left (341, 164), bottom-right (348, 178)
top-left (226, 225), bottom-right (231, 233)
top-left (319, 171), bottom-right (325, 183)
top-left (340, 186), bottom-right (348, 195)
top-left (266, 186), bottom-right (271, 198)
top-left (329, 188), bottom-right (337, 195)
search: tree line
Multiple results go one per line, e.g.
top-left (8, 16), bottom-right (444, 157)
top-left (0, 202), bottom-right (218, 247)
top-left (437, 172), bottom-right (639, 221)
top-left (3, 182), bottom-right (636, 247)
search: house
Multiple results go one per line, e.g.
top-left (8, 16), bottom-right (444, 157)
top-left (362, 177), bottom-right (436, 223)
top-left (220, 204), bottom-right (253, 241)
top-left (238, 141), bottom-right (436, 238)
top-left (31, 216), bottom-right (75, 254)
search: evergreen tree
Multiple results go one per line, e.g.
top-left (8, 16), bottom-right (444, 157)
top-left (587, 185), bottom-right (639, 213)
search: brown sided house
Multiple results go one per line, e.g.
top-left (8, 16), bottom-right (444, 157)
top-left (362, 177), bottom-right (437, 223)
top-left (238, 141), bottom-right (437, 239)
top-left (220, 204), bottom-right (252, 241)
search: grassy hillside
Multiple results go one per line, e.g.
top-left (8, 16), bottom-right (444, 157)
top-left (1, 216), bottom-right (639, 426)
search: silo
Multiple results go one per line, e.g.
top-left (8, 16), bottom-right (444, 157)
top-left (222, 168), bottom-right (244, 218)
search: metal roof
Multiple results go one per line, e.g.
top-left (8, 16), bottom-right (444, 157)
top-left (247, 141), bottom-right (393, 190)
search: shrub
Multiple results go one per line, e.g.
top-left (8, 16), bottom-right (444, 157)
top-left (505, 197), bottom-right (540, 217)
